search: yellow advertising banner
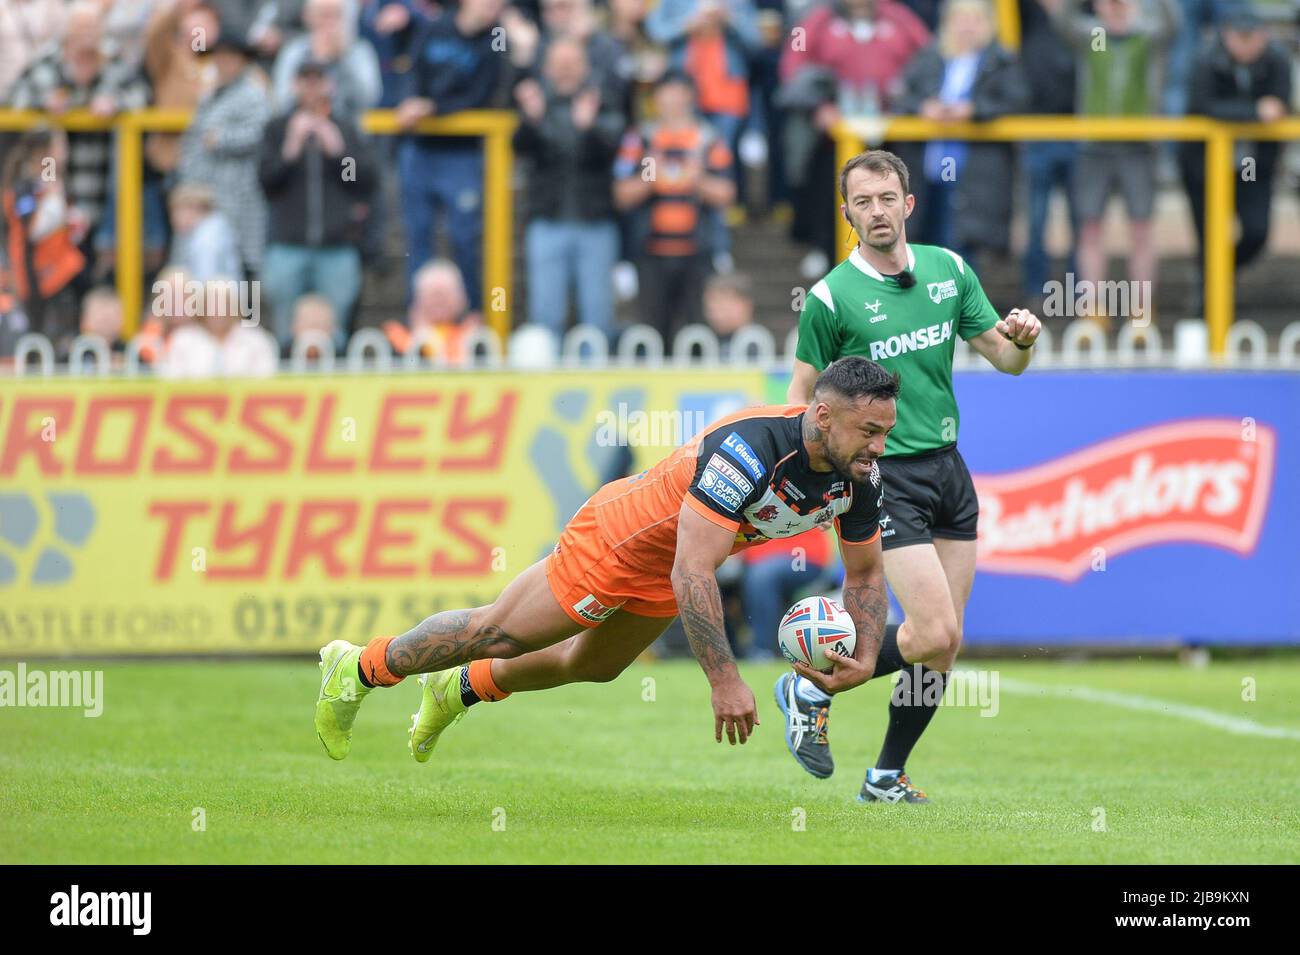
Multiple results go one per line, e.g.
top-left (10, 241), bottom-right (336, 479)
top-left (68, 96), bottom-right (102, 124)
top-left (0, 371), bottom-right (770, 655)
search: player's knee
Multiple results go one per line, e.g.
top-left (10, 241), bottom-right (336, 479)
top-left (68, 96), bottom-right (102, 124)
top-left (915, 619), bottom-right (959, 661)
top-left (572, 656), bottom-right (627, 684)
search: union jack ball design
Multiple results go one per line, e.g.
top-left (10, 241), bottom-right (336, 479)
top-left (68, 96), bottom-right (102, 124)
top-left (777, 596), bottom-right (857, 672)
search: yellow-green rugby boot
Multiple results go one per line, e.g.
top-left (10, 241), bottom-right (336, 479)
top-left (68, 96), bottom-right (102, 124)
top-left (409, 666), bottom-right (468, 762)
top-left (315, 640), bottom-right (373, 760)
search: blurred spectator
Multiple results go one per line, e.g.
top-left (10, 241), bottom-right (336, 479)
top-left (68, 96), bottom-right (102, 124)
top-left (1, 128), bottom-right (87, 353)
top-left (646, 0), bottom-right (760, 156)
top-left (1164, 0), bottom-right (1233, 117)
top-left (161, 277), bottom-right (279, 377)
top-left (1178, 7), bottom-right (1292, 283)
top-left (508, 0), bottom-right (629, 109)
top-left (360, 0), bottom-right (439, 107)
top-left (894, 0), bottom-right (1026, 269)
top-left (514, 37), bottom-right (625, 340)
top-left (260, 59), bottom-right (376, 348)
top-left (1052, 0), bottom-right (1181, 329)
top-left (0, 0), bottom-right (66, 102)
top-left (7, 3), bottom-right (151, 252)
top-left (607, 0), bottom-right (670, 119)
top-left (647, 0), bottom-right (760, 271)
top-left (178, 32), bottom-right (273, 276)
top-left (780, 0), bottom-right (931, 278)
top-left (738, 530), bottom-right (835, 658)
top-left (290, 292), bottom-right (338, 360)
top-left (167, 183), bottom-right (244, 282)
top-left (395, 0), bottom-right (508, 311)
top-left (1018, 0), bottom-right (1078, 303)
top-left (136, 264), bottom-right (197, 364)
top-left (702, 270), bottom-right (754, 358)
top-left (138, 1), bottom-right (223, 276)
top-left (99, 0), bottom-right (161, 70)
top-left (272, 0), bottom-right (383, 119)
top-left (78, 285), bottom-right (126, 357)
top-left (384, 259), bottom-right (484, 364)
top-left (614, 71), bottom-right (735, 345)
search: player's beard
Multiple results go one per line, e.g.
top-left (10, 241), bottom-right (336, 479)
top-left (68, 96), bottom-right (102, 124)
top-left (825, 432), bottom-right (877, 486)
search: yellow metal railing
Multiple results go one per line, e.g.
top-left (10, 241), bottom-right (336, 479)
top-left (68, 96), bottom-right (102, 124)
top-left (833, 115), bottom-right (1300, 355)
top-left (0, 107), bottom-right (517, 339)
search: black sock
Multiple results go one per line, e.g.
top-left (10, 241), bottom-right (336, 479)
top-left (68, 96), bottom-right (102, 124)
top-left (876, 664), bottom-right (948, 771)
top-left (356, 663), bottom-right (374, 689)
top-left (870, 623), bottom-right (905, 680)
top-left (459, 666), bottom-right (481, 708)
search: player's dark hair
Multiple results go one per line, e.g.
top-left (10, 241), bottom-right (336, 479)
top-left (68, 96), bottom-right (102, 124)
top-left (839, 149), bottom-right (910, 199)
top-left (813, 356), bottom-right (901, 405)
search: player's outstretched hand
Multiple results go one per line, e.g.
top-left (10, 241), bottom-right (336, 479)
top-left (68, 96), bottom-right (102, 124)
top-left (793, 650), bottom-right (873, 695)
top-left (712, 678), bottom-right (760, 745)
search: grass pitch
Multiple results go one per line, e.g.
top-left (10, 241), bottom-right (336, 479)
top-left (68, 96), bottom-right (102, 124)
top-left (2, 657), bottom-right (1298, 864)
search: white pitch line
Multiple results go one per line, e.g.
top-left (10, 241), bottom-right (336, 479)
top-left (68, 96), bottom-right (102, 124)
top-left (995, 676), bottom-right (1300, 742)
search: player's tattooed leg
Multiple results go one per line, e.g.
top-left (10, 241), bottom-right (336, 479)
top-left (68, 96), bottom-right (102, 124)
top-left (386, 610), bottom-right (529, 677)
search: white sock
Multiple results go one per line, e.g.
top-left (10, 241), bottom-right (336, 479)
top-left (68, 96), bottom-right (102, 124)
top-left (794, 675), bottom-right (831, 704)
top-left (868, 767), bottom-right (901, 783)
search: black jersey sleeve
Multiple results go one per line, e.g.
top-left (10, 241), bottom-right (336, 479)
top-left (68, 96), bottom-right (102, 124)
top-left (684, 418), bottom-right (778, 530)
top-left (834, 463), bottom-right (885, 545)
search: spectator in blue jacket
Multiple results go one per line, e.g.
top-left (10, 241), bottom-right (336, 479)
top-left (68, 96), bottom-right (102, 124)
top-left (395, 0), bottom-right (508, 311)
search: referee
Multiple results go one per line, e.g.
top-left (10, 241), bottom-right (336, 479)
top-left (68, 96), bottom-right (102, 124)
top-left (778, 149), bottom-right (1042, 803)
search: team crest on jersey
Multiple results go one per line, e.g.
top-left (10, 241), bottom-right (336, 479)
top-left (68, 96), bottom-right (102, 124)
top-left (743, 487), bottom-right (851, 540)
top-left (928, 280), bottom-right (957, 304)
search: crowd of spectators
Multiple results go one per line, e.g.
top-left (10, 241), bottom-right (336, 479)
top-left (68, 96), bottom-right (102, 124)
top-left (0, 0), bottom-right (1297, 370)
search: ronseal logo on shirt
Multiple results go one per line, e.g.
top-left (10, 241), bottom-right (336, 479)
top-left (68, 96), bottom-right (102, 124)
top-left (974, 419), bottom-right (1276, 582)
top-left (868, 320), bottom-right (954, 361)
top-left (721, 432), bottom-right (765, 481)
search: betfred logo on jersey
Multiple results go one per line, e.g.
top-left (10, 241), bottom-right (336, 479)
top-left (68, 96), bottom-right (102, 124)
top-left (974, 420), bottom-right (1275, 582)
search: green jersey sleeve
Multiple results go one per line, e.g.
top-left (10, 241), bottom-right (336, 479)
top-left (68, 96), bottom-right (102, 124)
top-left (956, 258), bottom-right (1001, 341)
top-left (794, 281), bottom-right (841, 370)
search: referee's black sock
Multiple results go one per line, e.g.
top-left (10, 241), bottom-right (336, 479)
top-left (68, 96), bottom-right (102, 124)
top-left (876, 664), bottom-right (948, 772)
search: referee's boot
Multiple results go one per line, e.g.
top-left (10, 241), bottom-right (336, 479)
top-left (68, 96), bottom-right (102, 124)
top-left (858, 767), bottom-right (931, 804)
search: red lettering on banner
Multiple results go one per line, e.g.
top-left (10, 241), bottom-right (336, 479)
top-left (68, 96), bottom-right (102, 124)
top-left (148, 500), bottom-right (210, 580)
top-left (975, 419), bottom-right (1276, 581)
top-left (361, 500), bottom-right (432, 577)
top-left (284, 500), bottom-right (359, 578)
top-left (154, 395), bottom-right (228, 473)
top-left (306, 392), bottom-right (357, 473)
top-left (370, 394), bottom-right (439, 472)
top-left (431, 498), bottom-right (507, 575)
top-left (228, 395), bottom-right (304, 473)
top-left (75, 395), bottom-right (153, 474)
top-left (439, 392), bottom-right (517, 471)
top-left (0, 397), bottom-right (74, 476)
top-left (208, 500), bottom-right (284, 578)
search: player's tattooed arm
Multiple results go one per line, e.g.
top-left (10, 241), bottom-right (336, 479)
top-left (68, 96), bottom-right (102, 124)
top-left (385, 610), bottom-right (528, 676)
top-left (674, 500), bottom-right (761, 743)
top-left (842, 570), bottom-right (889, 672)
top-left (674, 570), bottom-right (737, 682)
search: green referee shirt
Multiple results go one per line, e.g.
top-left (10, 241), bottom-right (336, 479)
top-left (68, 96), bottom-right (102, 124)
top-left (795, 243), bottom-right (1000, 457)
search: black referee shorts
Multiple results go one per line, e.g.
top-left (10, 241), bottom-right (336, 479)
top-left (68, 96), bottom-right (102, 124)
top-left (877, 444), bottom-right (980, 551)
